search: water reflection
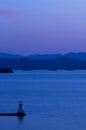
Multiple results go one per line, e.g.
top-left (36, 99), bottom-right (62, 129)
top-left (18, 116), bottom-right (24, 124)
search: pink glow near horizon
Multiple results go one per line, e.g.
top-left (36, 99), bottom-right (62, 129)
top-left (0, 8), bottom-right (18, 18)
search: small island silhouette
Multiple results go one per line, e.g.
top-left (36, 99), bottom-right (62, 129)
top-left (0, 68), bottom-right (13, 73)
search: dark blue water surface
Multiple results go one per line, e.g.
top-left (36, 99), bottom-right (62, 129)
top-left (0, 70), bottom-right (86, 130)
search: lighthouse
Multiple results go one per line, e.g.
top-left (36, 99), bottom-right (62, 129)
top-left (18, 101), bottom-right (23, 112)
top-left (17, 101), bottom-right (26, 116)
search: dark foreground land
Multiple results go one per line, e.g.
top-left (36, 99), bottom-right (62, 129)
top-left (0, 68), bottom-right (13, 73)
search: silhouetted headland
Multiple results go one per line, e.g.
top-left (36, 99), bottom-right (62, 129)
top-left (0, 68), bottom-right (13, 73)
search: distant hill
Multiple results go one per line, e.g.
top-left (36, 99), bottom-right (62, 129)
top-left (0, 53), bottom-right (23, 59)
top-left (28, 54), bottom-right (62, 59)
top-left (0, 52), bottom-right (86, 70)
top-left (1, 52), bottom-right (86, 60)
top-left (65, 52), bottom-right (86, 60)
top-left (28, 52), bottom-right (86, 60)
top-left (0, 57), bottom-right (86, 70)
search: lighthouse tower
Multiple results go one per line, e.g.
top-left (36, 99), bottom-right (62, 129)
top-left (17, 101), bottom-right (26, 116)
top-left (18, 101), bottom-right (23, 112)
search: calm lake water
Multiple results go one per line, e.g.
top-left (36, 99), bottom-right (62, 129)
top-left (0, 70), bottom-right (86, 130)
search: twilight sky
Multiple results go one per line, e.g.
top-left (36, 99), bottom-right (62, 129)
top-left (0, 0), bottom-right (86, 55)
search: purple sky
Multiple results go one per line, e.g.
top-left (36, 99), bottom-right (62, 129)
top-left (0, 0), bottom-right (86, 55)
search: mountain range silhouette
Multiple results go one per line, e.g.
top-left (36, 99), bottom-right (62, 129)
top-left (0, 52), bottom-right (86, 70)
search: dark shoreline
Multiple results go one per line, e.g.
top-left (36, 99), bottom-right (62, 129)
top-left (0, 68), bottom-right (13, 73)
